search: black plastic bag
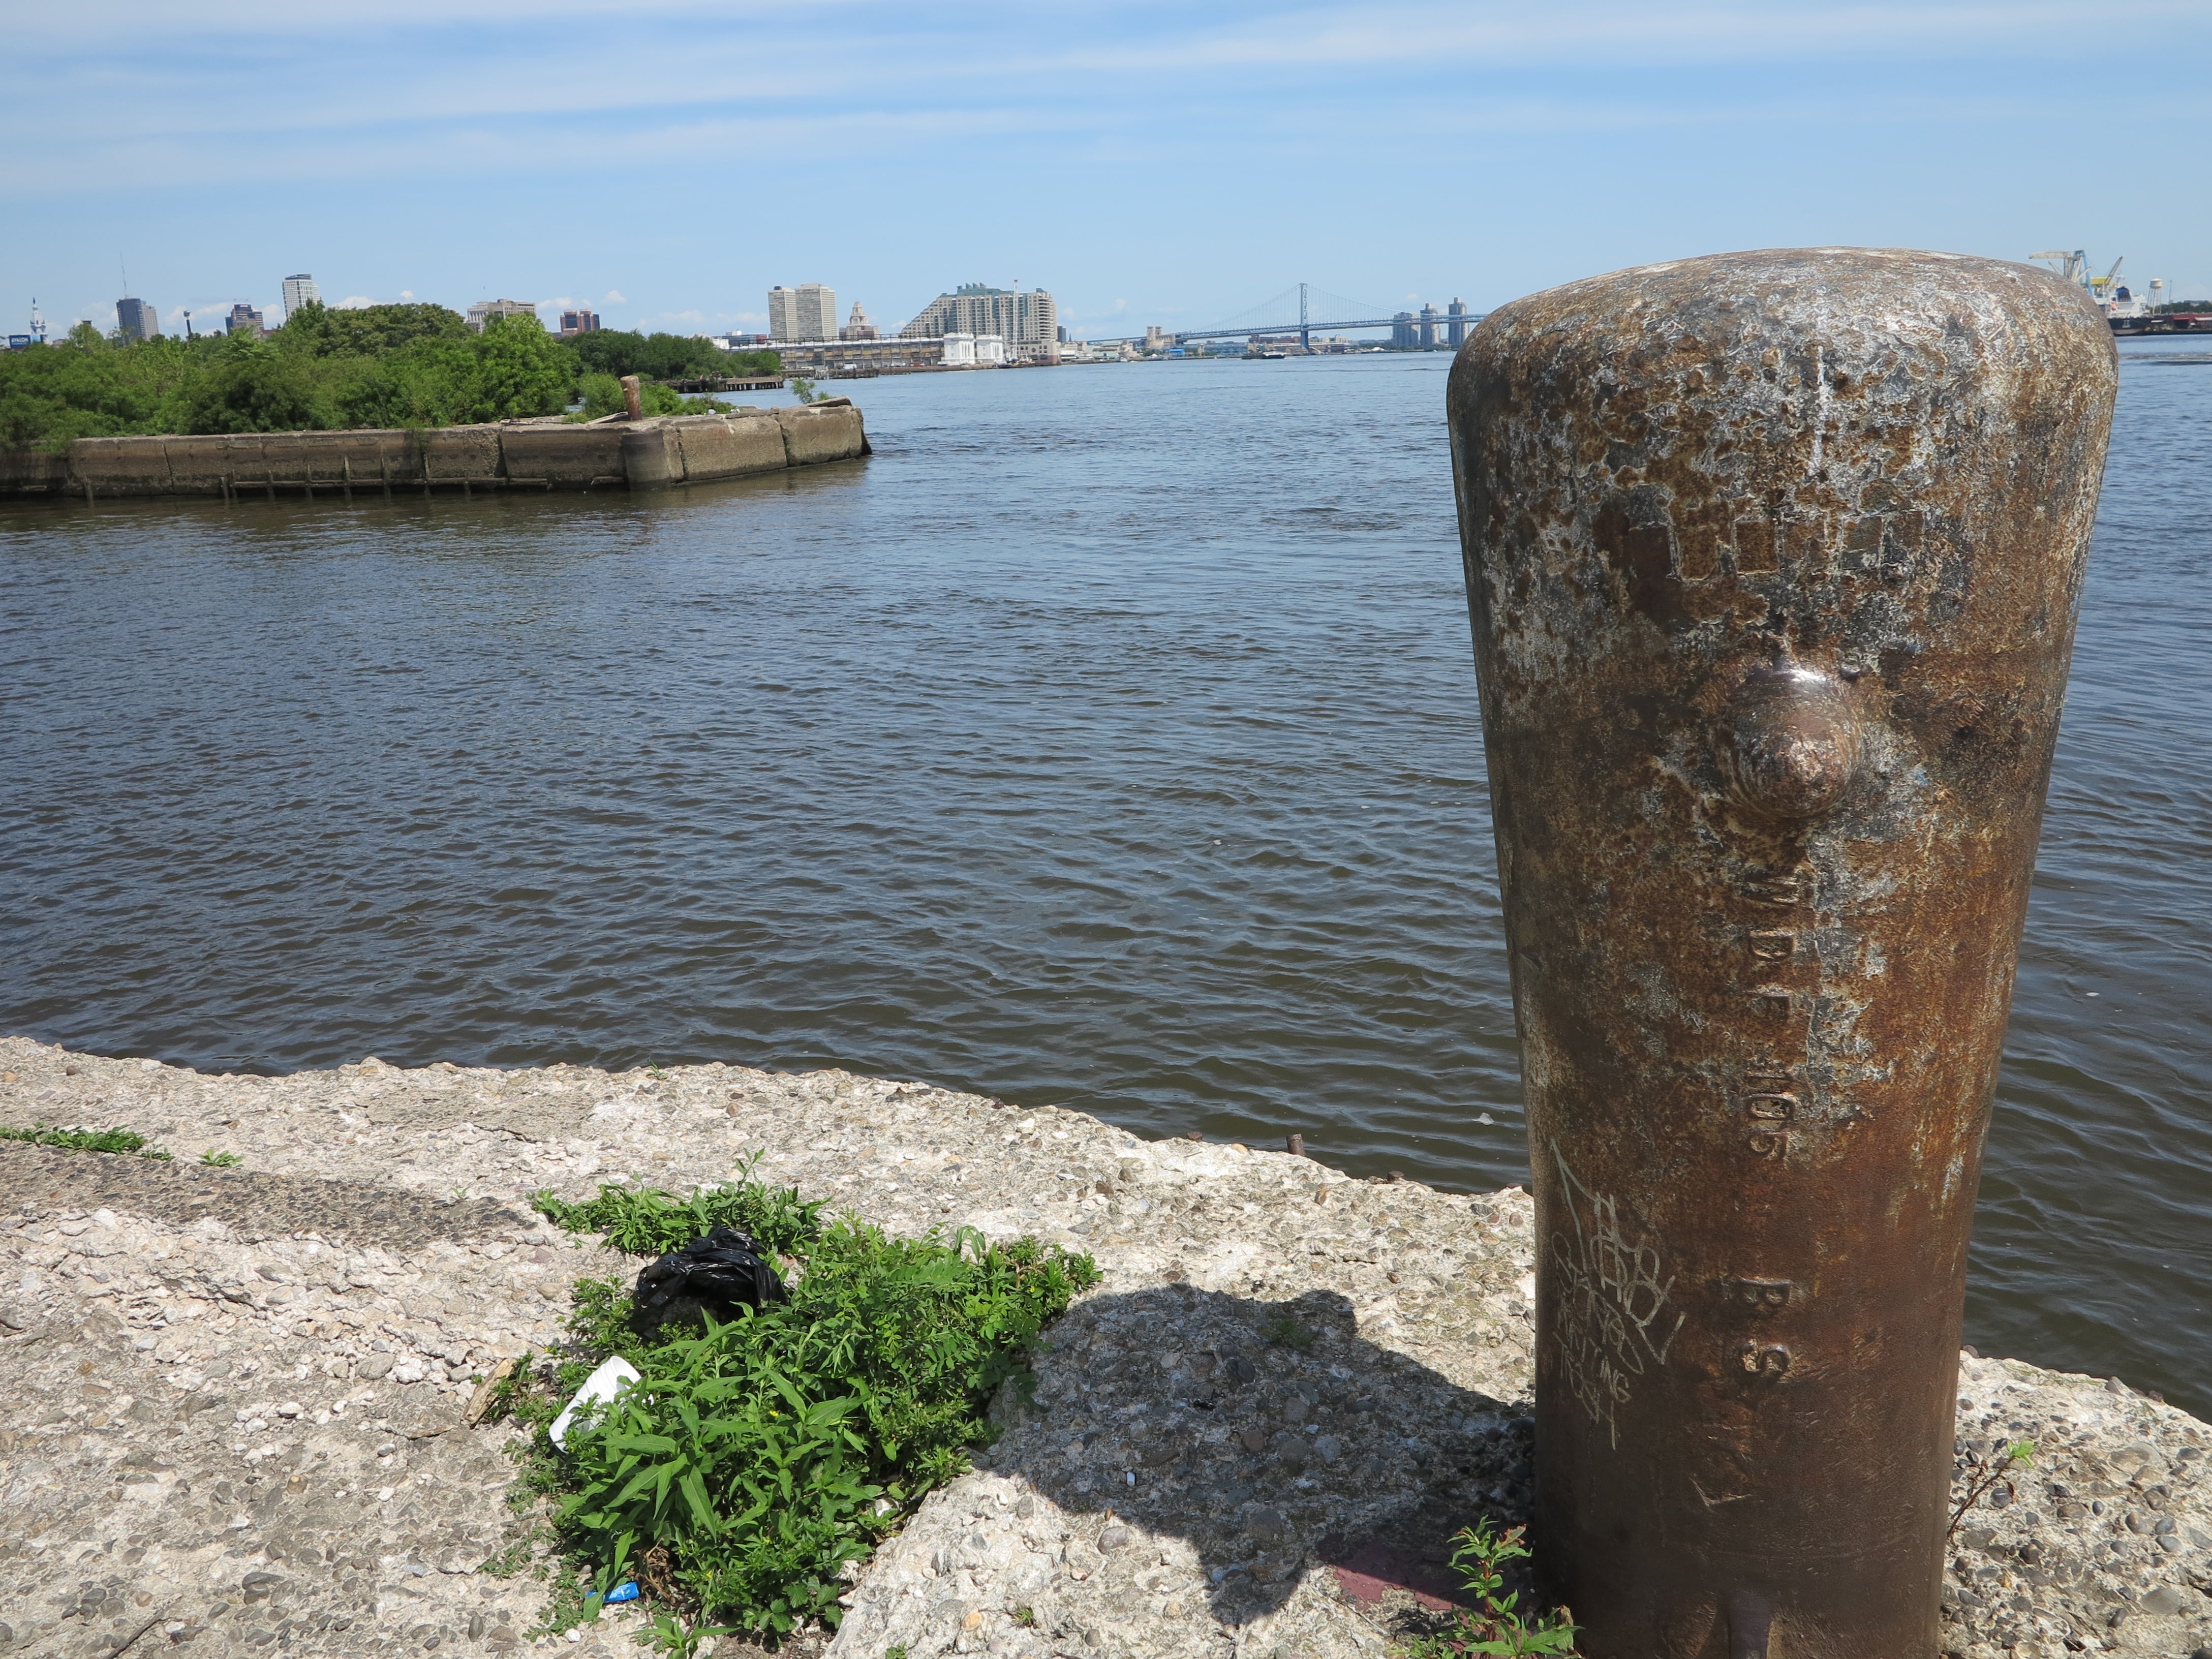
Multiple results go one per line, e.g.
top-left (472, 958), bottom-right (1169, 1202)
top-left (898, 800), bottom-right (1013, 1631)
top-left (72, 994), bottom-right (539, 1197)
top-left (633, 1225), bottom-right (787, 1329)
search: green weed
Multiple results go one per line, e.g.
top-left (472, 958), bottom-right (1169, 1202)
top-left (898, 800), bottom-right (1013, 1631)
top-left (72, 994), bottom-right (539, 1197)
top-left (502, 1171), bottom-right (1099, 1653)
top-left (1398, 1519), bottom-right (1578, 1657)
top-left (0, 1123), bottom-right (172, 1160)
top-left (531, 1156), bottom-right (826, 1257)
top-left (1262, 1315), bottom-right (1316, 1351)
top-left (199, 1149), bottom-right (243, 1168)
top-left (1949, 1438), bottom-right (2035, 1540)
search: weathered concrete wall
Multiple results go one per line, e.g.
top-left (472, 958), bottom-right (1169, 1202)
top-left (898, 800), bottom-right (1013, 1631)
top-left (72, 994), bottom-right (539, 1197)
top-left (674, 409), bottom-right (788, 479)
top-left (0, 447), bottom-right (68, 494)
top-left (500, 423), bottom-right (627, 488)
top-left (776, 400), bottom-right (871, 467)
top-left (0, 401), bottom-right (869, 501)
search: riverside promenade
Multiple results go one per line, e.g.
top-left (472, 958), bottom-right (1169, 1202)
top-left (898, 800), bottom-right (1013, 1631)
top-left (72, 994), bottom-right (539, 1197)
top-left (2, 1039), bottom-right (2206, 1659)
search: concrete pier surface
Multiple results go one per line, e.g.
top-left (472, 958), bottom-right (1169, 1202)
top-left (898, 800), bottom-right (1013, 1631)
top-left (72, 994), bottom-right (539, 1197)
top-left (2, 1039), bottom-right (2206, 1658)
top-left (0, 401), bottom-right (868, 504)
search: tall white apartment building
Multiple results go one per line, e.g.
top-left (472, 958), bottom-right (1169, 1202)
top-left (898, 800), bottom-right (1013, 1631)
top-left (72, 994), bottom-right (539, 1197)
top-left (280, 274), bottom-right (321, 319)
top-left (900, 284), bottom-right (1058, 360)
top-left (767, 284), bottom-right (837, 342)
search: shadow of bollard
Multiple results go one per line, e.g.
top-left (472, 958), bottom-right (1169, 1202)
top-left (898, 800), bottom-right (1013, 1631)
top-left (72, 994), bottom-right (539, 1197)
top-left (833, 1278), bottom-right (1544, 1656)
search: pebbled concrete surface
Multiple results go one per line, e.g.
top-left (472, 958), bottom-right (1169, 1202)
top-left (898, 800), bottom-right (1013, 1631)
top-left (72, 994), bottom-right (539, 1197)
top-left (1, 1037), bottom-right (2206, 1659)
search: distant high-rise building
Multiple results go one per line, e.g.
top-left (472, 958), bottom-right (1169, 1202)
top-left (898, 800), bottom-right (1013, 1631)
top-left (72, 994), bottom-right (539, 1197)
top-left (768, 284), bottom-right (837, 342)
top-left (1144, 325), bottom-right (1170, 352)
top-left (559, 309), bottom-right (601, 336)
top-left (114, 297), bottom-right (159, 343)
top-left (466, 298), bottom-right (540, 332)
top-left (839, 301), bottom-right (877, 342)
top-left (900, 284), bottom-right (1059, 361)
top-left (227, 303), bottom-right (266, 336)
top-left (1446, 298), bottom-right (1470, 348)
top-left (1391, 312), bottom-right (1418, 349)
top-left (280, 274), bottom-right (321, 319)
top-left (1417, 303), bottom-right (1441, 348)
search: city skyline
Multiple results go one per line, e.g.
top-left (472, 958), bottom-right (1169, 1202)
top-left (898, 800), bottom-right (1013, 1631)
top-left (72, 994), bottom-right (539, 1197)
top-left (5, 2), bottom-right (2209, 338)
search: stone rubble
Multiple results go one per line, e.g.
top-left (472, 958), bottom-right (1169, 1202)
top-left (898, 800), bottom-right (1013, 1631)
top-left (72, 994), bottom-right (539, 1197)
top-left (1, 1037), bottom-right (2205, 1658)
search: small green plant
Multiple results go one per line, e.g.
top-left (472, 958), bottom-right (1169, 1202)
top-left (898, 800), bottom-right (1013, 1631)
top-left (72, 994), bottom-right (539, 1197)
top-left (199, 1149), bottom-right (243, 1168)
top-left (1949, 1438), bottom-right (2035, 1539)
top-left (1400, 1519), bottom-right (1578, 1657)
top-left (501, 1167), bottom-right (1099, 1653)
top-left (0, 1123), bottom-right (172, 1160)
top-left (1262, 1315), bottom-right (1316, 1351)
top-left (884, 1645), bottom-right (909, 1659)
top-left (531, 1156), bottom-right (826, 1257)
top-left (790, 377), bottom-right (820, 404)
top-left (1013, 1607), bottom-right (1036, 1627)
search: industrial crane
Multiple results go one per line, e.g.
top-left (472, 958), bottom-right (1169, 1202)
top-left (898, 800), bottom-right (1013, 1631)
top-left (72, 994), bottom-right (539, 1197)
top-left (2031, 250), bottom-right (2127, 301)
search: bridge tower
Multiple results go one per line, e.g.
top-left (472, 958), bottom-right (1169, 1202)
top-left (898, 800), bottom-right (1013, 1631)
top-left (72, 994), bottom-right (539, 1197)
top-left (1299, 283), bottom-right (1309, 353)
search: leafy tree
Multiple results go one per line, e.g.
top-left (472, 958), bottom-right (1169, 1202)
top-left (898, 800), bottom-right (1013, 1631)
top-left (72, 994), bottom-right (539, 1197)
top-left (279, 300), bottom-right (470, 358)
top-left (0, 331), bottom-right (191, 447)
top-left (569, 330), bottom-right (775, 382)
top-left (570, 373), bottom-right (714, 420)
top-left (569, 329), bottom-right (693, 379)
top-left (0, 302), bottom-right (741, 448)
top-left (458, 314), bottom-right (573, 421)
top-left (334, 354), bottom-right (466, 430)
top-left (180, 339), bottom-right (337, 434)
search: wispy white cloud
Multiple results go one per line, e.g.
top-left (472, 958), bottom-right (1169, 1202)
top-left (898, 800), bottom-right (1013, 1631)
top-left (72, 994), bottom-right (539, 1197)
top-left (7, 1), bottom-right (2198, 169)
top-left (5, 0), bottom-right (2207, 322)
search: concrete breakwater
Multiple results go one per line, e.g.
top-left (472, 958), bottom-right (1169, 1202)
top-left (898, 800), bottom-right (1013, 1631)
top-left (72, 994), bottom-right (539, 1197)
top-left (2, 1040), bottom-right (2207, 1659)
top-left (0, 400), bottom-right (869, 504)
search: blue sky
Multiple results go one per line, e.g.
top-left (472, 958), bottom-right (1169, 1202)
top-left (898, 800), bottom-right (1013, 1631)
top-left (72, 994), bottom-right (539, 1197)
top-left (6, 1), bottom-right (2209, 340)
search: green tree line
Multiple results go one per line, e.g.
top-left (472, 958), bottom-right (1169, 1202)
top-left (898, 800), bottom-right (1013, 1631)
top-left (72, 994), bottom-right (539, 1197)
top-left (0, 304), bottom-right (783, 451)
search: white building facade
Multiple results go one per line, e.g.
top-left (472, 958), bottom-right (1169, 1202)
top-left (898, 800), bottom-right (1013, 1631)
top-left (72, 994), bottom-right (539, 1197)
top-left (940, 332), bottom-right (1010, 367)
top-left (280, 274), bottom-right (321, 319)
top-left (466, 298), bottom-right (540, 332)
top-left (900, 285), bottom-right (1058, 361)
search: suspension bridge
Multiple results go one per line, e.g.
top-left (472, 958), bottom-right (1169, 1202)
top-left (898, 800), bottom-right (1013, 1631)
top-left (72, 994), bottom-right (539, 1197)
top-left (1089, 283), bottom-right (1480, 349)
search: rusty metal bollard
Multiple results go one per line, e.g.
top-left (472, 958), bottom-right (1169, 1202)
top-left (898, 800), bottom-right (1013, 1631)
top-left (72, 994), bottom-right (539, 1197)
top-left (1447, 249), bottom-right (2115, 1657)
top-left (620, 374), bottom-right (645, 421)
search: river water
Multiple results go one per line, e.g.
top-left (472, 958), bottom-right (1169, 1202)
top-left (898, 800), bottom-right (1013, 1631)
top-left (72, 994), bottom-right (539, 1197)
top-left (3, 347), bottom-right (2206, 1412)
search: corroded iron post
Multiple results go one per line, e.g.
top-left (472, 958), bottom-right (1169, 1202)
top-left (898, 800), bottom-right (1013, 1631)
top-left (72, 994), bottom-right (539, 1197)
top-left (1447, 250), bottom-right (2115, 1657)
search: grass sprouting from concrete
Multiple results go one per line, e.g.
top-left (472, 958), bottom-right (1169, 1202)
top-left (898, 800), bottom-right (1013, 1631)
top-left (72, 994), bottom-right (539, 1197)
top-left (491, 1170), bottom-right (1100, 1653)
top-left (0, 1123), bottom-right (173, 1159)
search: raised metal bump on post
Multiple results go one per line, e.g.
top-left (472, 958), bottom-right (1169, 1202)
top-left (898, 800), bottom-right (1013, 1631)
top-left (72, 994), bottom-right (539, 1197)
top-left (1446, 248), bottom-right (2116, 1658)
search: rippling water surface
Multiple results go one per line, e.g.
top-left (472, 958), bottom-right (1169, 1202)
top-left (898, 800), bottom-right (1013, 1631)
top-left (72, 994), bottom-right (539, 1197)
top-left (3, 348), bottom-right (2206, 1411)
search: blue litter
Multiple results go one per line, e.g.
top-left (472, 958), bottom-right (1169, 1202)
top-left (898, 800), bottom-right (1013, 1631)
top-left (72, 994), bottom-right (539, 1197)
top-left (605, 1583), bottom-right (639, 1605)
